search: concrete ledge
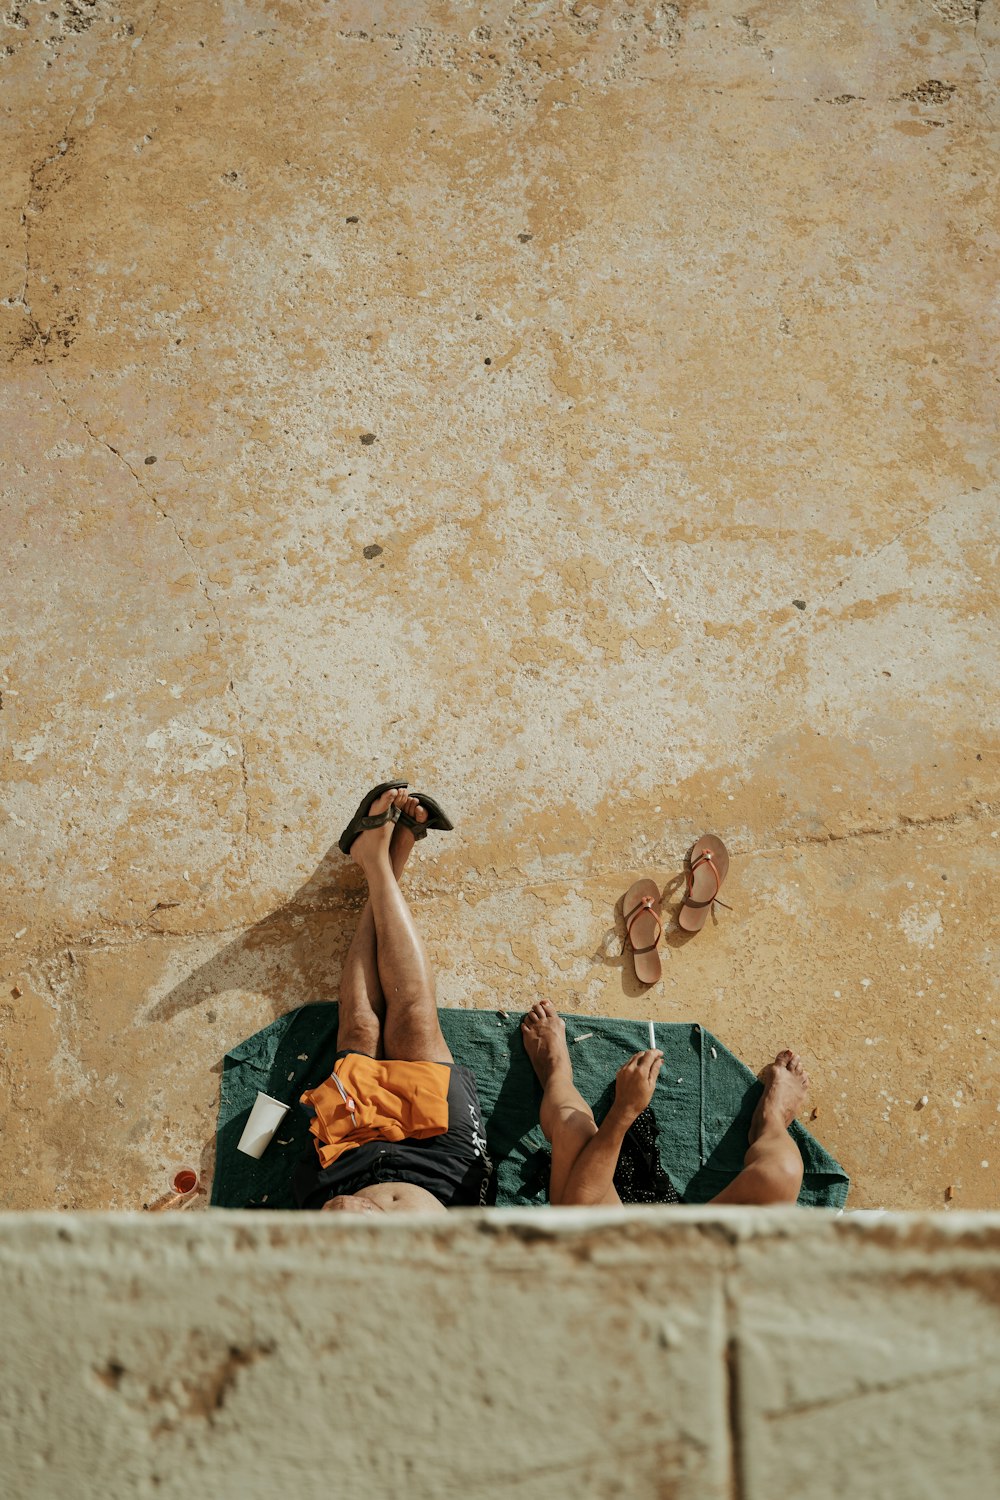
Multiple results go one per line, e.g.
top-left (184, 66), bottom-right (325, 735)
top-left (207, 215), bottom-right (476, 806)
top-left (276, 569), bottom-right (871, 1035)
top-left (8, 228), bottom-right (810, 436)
top-left (2, 1210), bottom-right (998, 1499)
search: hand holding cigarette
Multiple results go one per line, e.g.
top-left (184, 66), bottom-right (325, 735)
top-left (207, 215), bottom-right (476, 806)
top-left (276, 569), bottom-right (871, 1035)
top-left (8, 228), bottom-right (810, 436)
top-left (614, 1049), bottom-right (665, 1121)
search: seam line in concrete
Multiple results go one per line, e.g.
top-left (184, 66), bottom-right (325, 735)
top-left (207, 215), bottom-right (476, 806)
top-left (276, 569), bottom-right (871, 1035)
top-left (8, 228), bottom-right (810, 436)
top-left (723, 1264), bottom-right (747, 1500)
top-left (2, 798), bottom-right (996, 961)
top-left (973, 2), bottom-right (999, 124)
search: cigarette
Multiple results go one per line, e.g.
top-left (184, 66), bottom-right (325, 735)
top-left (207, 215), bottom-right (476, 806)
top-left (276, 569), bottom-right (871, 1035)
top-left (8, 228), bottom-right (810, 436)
top-left (648, 1019), bottom-right (655, 1048)
top-left (148, 1193), bottom-right (185, 1213)
top-left (573, 1033), bottom-right (594, 1043)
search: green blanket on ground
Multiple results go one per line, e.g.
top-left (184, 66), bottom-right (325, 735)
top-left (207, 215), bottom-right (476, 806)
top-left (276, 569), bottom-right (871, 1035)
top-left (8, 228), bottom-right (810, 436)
top-left (211, 1004), bottom-right (849, 1210)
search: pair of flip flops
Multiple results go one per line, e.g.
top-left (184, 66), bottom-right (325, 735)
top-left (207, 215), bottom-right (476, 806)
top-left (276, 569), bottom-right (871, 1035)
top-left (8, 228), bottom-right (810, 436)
top-left (624, 834), bottom-right (731, 985)
top-left (337, 780), bottom-right (455, 856)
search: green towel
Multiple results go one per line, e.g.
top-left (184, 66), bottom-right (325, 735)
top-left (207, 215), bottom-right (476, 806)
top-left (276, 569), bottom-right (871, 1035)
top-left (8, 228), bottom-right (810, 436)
top-left (211, 1005), bottom-right (849, 1210)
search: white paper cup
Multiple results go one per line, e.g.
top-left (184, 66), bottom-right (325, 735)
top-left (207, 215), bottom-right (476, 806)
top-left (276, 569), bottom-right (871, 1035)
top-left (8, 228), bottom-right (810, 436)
top-left (236, 1092), bottom-right (290, 1160)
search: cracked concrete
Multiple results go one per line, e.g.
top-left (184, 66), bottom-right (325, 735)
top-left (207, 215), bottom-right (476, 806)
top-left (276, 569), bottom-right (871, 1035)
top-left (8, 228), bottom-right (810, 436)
top-left (1, 1), bottom-right (998, 1212)
top-left (2, 1210), bottom-right (1000, 1499)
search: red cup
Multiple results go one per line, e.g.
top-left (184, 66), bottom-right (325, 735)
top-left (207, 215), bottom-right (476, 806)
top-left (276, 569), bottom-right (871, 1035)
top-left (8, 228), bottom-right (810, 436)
top-left (173, 1168), bottom-right (198, 1195)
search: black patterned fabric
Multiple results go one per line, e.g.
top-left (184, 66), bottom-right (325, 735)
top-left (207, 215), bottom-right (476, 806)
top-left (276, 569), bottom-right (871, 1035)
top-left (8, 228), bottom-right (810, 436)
top-left (523, 1107), bottom-right (681, 1204)
top-left (612, 1107), bottom-right (681, 1205)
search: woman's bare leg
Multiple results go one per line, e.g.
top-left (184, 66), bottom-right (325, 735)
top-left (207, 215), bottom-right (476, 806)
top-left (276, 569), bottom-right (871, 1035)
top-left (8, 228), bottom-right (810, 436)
top-left (521, 1000), bottom-right (622, 1206)
top-left (336, 803), bottom-right (421, 1056)
top-left (709, 1051), bottom-right (807, 1205)
top-left (350, 791), bottom-right (452, 1064)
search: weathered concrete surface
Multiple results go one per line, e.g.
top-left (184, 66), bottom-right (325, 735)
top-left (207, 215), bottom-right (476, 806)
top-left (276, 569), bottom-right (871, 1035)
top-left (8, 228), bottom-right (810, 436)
top-left (1, 2), bottom-right (998, 1210)
top-left (1, 1211), bottom-right (998, 1500)
top-left (734, 1213), bottom-right (1000, 1497)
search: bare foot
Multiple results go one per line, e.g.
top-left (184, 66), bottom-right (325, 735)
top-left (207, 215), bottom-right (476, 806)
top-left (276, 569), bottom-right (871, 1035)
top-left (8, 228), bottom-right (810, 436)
top-left (521, 999), bottom-right (573, 1087)
top-left (390, 792), bottom-right (429, 877)
top-left (750, 1050), bottom-right (809, 1143)
top-left (350, 787), bottom-right (399, 869)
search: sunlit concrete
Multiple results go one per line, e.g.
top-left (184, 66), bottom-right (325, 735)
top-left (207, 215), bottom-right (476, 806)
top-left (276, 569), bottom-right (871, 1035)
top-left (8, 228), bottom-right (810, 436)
top-left (1, 2), bottom-right (997, 1211)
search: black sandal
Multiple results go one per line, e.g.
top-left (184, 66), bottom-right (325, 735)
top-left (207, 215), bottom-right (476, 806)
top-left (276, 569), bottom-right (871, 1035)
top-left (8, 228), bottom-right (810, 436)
top-left (337, 780), bottom-right (408, 856)
top-left (395, 791), bottom-right (455, 841)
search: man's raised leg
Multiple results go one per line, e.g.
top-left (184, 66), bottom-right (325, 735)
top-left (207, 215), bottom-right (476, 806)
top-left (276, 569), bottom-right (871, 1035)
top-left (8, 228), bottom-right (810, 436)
top-left (349, 790), bottom-right (452, 1064)
top-left (709, 1051), bottom-right (807, 1205)
top-left (336, 815), bottom-right (422, 1057)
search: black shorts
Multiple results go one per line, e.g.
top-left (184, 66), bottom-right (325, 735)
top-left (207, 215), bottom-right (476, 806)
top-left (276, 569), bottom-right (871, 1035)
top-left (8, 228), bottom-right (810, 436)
top-left (293, 1054), bottom-right (495, 1210)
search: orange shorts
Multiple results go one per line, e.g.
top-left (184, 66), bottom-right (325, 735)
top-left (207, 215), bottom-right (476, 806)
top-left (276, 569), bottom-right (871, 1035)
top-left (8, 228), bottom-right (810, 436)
top-left (300, 1052), bottom-right (451, 1169)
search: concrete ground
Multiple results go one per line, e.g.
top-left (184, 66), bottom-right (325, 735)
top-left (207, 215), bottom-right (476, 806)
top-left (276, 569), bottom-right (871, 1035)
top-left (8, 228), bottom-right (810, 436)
top-left (5, 1211), bottom-right (1000, 1500)
top-left (2, 0), bottom-right (997, 1212)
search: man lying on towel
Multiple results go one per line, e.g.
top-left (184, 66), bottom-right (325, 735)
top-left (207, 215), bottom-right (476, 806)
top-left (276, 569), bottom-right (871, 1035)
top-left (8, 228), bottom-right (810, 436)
top-left (293, 783), bottom-right (493, 1215)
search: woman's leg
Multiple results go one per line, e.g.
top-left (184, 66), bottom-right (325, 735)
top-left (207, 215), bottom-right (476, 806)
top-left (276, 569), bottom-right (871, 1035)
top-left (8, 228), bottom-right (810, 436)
top-left (521, 1000), bottom-right (622, 1206)
top-left (709, 1051), bottom-right (807, 1205)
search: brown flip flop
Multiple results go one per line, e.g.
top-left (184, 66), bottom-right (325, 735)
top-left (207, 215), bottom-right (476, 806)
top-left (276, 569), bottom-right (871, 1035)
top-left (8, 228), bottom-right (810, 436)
top-left (678, 834), bottom-right (731, 933)
top-left (623, 878), bottom-right (662, 984)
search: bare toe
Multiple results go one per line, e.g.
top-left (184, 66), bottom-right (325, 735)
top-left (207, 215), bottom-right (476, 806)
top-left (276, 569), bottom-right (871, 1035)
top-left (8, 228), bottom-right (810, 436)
top-left (521, 1003), bottom-right (570, 1086)
top-left (753, 1049), bottom-right (810, 1137)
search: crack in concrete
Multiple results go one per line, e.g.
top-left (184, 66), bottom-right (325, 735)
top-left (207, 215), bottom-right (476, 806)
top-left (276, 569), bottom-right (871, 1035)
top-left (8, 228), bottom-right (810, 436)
top-left (789, 499), bottom-right (956, 637)
top-left (5, 799), bottom-right (994, 962)
top-left (84, 0), bottom-right (164, 133)
top-left (8, 136), bottom-right (69, 340)
top-left (973, 0), bottom-right (999, 124)
top-left (742, 800), bottom-right (996, 860)
top-left (8, 0), bottom-right (163, 332)
top-left (764, 1358), bottom-right (977, 1420)
top-left (724, 1321), bottom-right (747, 1500)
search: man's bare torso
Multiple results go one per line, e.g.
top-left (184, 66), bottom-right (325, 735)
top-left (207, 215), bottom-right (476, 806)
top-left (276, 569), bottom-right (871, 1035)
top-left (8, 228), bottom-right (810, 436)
top-left (322, 1181), bottom-right (448, 1215)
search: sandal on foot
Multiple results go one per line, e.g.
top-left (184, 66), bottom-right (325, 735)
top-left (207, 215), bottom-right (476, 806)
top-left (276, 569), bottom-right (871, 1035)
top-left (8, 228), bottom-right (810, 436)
top-left (395, 791), bottom-right (455, 840)
top-left (678, 834), bottom-right (731, 932)
top-left (337, 780), bottom-right (408, 856)
top-left (623, 878), bottom-right (663, 985)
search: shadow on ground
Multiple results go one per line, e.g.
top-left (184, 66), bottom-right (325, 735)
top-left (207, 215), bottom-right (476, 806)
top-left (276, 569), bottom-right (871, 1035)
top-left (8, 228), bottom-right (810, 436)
top-left (148, 841), bottom-right (365, 1026)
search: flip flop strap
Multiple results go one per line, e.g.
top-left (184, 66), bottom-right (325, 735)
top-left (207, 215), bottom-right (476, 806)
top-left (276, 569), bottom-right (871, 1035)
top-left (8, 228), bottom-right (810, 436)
top-left (684, 851), bottom-right (732, 911)
top-left (357, 805), bottom-right (401, 832)
top-left (396, 807), bottom-right (427, 836)
top-left (625, 897), bottom-right (662, 953)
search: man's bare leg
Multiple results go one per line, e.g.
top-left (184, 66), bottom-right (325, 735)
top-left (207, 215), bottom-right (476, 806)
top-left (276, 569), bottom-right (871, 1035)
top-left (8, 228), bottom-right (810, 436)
top-left (350, 790), bottom-right (452, 1064)
top-left (336, 814), bottom-right (421, 1057)
top-left (521, 1000), bottom-right (622, 1206)
top-left (709, 1051), bottom-right (808, 1205)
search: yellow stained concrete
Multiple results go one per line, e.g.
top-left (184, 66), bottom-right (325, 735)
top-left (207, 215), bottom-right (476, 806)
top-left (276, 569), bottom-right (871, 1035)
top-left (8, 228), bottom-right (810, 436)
top-left (1, 1), bottom-right (997, 1210)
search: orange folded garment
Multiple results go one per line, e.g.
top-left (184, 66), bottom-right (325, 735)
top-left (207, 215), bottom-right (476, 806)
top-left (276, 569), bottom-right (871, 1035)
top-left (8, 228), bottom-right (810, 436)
top-left (300, 1054), bottom-right (451, 1169)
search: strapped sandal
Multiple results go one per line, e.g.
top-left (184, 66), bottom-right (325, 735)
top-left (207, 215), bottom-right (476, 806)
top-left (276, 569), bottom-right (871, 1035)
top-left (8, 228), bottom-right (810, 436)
top-left (678, 834), bottom-right (732, 933)
top-left (623, 878), bottom-right (663, 985)
top-left (337, 780), bottom-right (408, 856)
top-left (395, 791), bottom-right (455, 841)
